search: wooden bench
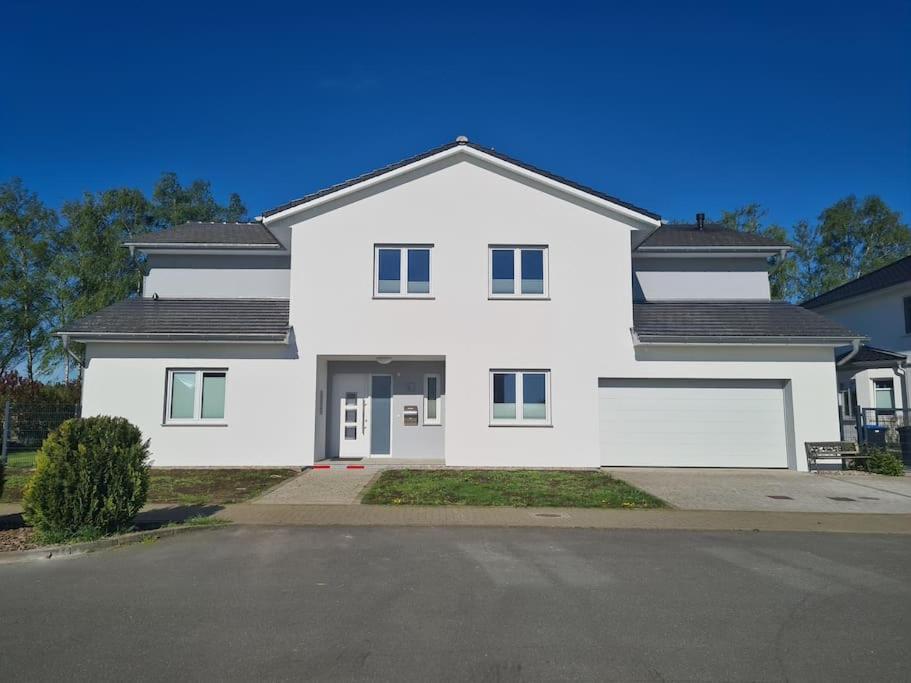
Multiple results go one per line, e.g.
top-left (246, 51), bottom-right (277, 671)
top-left (805, 441), bottom-right (865, 471)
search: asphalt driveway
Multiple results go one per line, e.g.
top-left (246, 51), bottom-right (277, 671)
top-left (606, 467), bottom-right (911, 512)
top-left (1, 525), bottom-right (909, 681)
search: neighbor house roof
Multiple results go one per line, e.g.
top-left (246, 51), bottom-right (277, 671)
top-left (123, 222), bottom-right (284, 250)
top-left (632, 302), bottom-right (863, 344)
top-left (635, 224), bottom-right (791, 251)
top-left (261, 138), bottom-right (661, 222)
top-left (835, 344), bottom-right (908, 366)
top-left (801, 255), bottom-right (911, 309)
top-left (57, 298), bottom-right (290, 342)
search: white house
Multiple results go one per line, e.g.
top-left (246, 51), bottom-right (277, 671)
top-left (58, 138), bottom-right (861, 470)
top-left (802, 256), bottom-right (911, 440)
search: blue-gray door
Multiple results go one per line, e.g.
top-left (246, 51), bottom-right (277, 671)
top-left (370, 375), bottom-right (393, 455)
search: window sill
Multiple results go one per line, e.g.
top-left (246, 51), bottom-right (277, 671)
top-left (373, 295), bottom-right (435, 300)
top-left (488, 296), bottom-right (550, 301)
top-left (489, 423), bottom-right (553, 428)
top-left (162, 422), bottom-right (228, 427)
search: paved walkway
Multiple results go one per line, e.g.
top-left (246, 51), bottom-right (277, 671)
top-left (606, 468), bottom-right (911, 513)
top-left (253, 466), bottom-right (380, 505)
top-left (2, 502), bottom-right (909, 534)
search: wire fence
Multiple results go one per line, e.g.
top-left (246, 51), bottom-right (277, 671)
top-left (1, 401), bottom-right (82, 465)
top-left (857, 407), bottom-right (911, 463)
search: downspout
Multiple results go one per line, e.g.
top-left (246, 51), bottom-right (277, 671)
top-left (61, 335), bottom-right (85, 373)
top-left (836, 338), bottom-right (862, 366)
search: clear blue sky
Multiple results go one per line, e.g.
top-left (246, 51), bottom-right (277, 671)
top-left (2, 0), bottom-right (909, 230)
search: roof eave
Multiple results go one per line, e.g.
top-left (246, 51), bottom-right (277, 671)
top-left (635, 245), bottom-right (791, 254)
top-left (634, 334), bottom-right (866, 346)
top-left (123, 242), bottom-right (284, 251)
top-left (56, 331), bottom-right (290, 344)
top-left (262, 144), bottom-right (662, 228)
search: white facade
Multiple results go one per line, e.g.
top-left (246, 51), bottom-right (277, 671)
top-left (77, 143), bottom-right (849, 470)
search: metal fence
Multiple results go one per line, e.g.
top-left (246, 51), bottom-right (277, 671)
top-left (0, 401), bottom-right (82, 464)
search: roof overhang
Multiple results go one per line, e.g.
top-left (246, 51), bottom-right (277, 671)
top-left (634, 246), bottom-right (791, 258)
top-left (631, 331), bottom-right (865, 347)
top-left (124, 242), bottom-right (285, 255)
top-left (262, 144), bottom-right (662, 228)
top-left (57, 331), bottom-right (290, 344)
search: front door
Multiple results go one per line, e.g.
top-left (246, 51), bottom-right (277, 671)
top-left (333, 374), bottom-right (370, 458)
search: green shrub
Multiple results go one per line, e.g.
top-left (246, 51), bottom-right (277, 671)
top-left (859, 445), bottom-right (905, 477)
top-left (23, 416), bottom-right (151, 541)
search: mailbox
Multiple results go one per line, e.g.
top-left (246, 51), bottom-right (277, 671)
top-left (403, 405), bottom-right (419, 426)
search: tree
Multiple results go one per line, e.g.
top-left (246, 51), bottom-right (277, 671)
top-left (794, 195), bottom-right (911, 301)
top-left (150, 172), bottom-right (247, 228)
top-left (46, 188), bottom-right (153, 379)
top-left (0, 179), bottom-right (58, 380)
top-left (718, 203), bottom-right (796, 301)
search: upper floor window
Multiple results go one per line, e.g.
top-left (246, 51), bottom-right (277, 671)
top-left (489, 246), bottom-right (548, 298)
top-left (904, 296), bottom-right (911, 334)
top-left (873, 378), bottom-right (895, 413)
top-left (375, 245), bottom-right (432, 297)
top-left (166, 369), bottom-right (227, 424)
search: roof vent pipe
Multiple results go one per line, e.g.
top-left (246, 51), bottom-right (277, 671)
top-left (696, 213), bottom-right (705, 230)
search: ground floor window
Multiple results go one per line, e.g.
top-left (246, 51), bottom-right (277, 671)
top-left (489, 370), bottom-right (550, 425)
top-left (424, 373), bottom-right (441, 425)
top-left (166, 369), bottom-right (227, 423)
top-left (839, 383), bottom-right (857, 420)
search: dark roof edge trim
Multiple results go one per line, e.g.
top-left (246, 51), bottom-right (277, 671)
top-left (123, 242), bottom-right (284, 250)
top-left (634, 334), bottom-right (866, 346)
top-left (56, 331), bottom-right (289, 343)
top-left (635, 245), bottom-right (791, 253)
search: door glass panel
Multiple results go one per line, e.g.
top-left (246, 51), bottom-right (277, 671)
top-left (522, 372), bottom-right (547, 419)
top-left (491, 249), bottom-right (515, 294)
top-left (344, 426), bottom-right (356, 440)
top-left (170, 372), bottom-right (196, 419)
top-left (345, 408), bottom-right (357, 422)
top-left (426, 376), bottom-right (438, 420)
top-left (492, 373), bottom-right (517, 419)
top-left (521, 249), bottom-right (544, 294)
top-left (201, 373), bottom-right (226, 419)
top-left (377, 249), bottom-right (401, 293)
top-left (345, 392), bottom-right (356, 406)
top-left (371, 376), bottom-right (393, 455)
top-left (407, 249), bottom-right (430, 293)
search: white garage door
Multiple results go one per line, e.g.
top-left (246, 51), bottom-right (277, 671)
top-left (599, 379), bottom-right (789, 468)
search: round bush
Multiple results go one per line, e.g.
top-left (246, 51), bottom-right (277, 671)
top-left (864, 447), bottom-right (906, 477)
top-left (23, 416), bottom-right (150, 540)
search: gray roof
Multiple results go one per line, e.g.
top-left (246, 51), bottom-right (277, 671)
top-left (124, 222), bottom-right (283, 249)
top-left (57, 298), bottom-right (290, 342)
top-left (835, 344), bottom-right (908, 365)
top-left (636, 224), bottom-right (791, 251)
top-left (633, 302), bottom-right (863, 343)
top-left (262, 139), bottom-right (661, 221)
top-left (802, 255), bottom-right (911, 309)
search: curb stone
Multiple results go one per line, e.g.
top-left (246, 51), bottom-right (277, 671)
top-left (0, 523), bottom-right (229, 566)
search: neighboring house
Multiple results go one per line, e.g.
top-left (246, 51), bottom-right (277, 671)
top-left (58, 138), bottom-right (860, 470)
top-left (802, 256), bottom-right (911, 439)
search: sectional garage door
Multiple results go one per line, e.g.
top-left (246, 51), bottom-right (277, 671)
top-left (599, 379), bottom-right (789, 468)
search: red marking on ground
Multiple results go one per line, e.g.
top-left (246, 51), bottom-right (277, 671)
top-left (346, 465), bottom-right (366, 469)
top-left (312, 465), bottom-right (331, 469)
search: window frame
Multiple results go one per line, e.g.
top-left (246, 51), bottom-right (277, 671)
top-left (488, 245), bottom-right (549, 299)
top-left (423, 373), bottom-right (442, 426)
top-left (488, 369), bottom-right (552, 426)
top-left (839, 384), bottom-right (856, 420)
top-left (373, 244), bottom-right (434, 298)
top-left (164, 368), bottom-right (228, 425)
top-left (873, 378), bottom-right (896, 414)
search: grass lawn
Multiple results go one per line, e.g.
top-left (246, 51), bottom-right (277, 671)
top-left (1, 463), bottom-right (298, 505)
top-left (6, 450), bottom-right (39, 469)
top-left (361, 469), bottom-right (666, 508)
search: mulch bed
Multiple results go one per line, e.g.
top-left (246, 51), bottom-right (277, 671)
top-left (0, 527), bottom-right (40, 552)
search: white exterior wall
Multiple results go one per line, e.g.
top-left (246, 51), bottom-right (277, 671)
top-left (143, 254), bottom-right (291, 299)
top-left (81, 341), bottom-right (305, 467)
top-left (633, 256), bottom-right (771, 301)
